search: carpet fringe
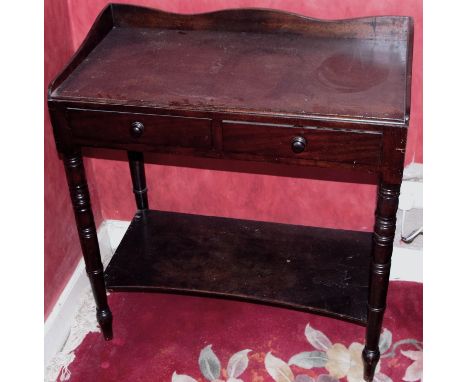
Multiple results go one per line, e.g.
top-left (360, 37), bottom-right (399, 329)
top-left (45, 288), bottom-right (100, 382)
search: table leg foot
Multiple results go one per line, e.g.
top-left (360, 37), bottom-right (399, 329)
top-left (362, 347), bottom-right (379, 381)
top-left (97, 308), bottom-right (113, 340)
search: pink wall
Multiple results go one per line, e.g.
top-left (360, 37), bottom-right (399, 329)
top-left (45, 0), bottom-right (422, 316)
top-left (44, 0), bottom-right (104, 318)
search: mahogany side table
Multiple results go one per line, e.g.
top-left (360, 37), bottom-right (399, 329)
top-left (48, 4), bottom-right (414, 381)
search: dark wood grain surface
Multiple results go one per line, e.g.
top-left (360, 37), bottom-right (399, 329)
top-left (53, 25), bottom-right (409, 122)
top-left (68, 108), bottom-right (212, 148)
top-left (105, 209), bottom-right (372, 324)
top-left (222, 121), bottom-right (383, 165)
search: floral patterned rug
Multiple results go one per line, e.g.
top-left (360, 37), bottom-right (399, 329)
top-left (59, 281), bottom-right (422, 382)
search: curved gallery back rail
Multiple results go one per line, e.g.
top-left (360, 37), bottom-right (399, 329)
top-left (47, 4), bottom-right (413, 381)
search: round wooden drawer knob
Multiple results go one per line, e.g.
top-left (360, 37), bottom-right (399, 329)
top-left (131, 121), bottom-right (145, 137)
top-left (291, 136), bottom-right (307, 153)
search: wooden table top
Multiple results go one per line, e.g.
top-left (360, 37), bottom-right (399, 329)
top-left (51, 5), bottom-right (413, 125)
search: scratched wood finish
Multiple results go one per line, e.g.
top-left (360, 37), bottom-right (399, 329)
top-left (113, 4), bottom-right (411, 40)
top-left (48, 4), bottom-right (412, 180)
top-left (105, 210), bottom-right (372, 324)
top-left (52, 18), bottom-right (410, 123)
top-left (68, 109), bottom-right (212, 149)
top-left (47, 5), bottom-right (413, 380)
top-left (222, 121), bottom-right (383, 166)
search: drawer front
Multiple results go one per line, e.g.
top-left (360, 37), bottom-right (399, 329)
top-left (222, 121), bottom-right (382, 165)
top-left (68, 109), bottom-right (212, 149)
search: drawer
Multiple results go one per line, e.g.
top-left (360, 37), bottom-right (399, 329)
top-left (68, 109), bottom-right (212, 149)
top-left (222, 121), bottom-right (382, 165)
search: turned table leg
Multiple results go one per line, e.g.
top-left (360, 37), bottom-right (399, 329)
top-left (127, 151), bottom-right (148, 210)
top-left (63, 151), bottom-right (113, 340)
top-left (362, 182), bottom-right (400, 381)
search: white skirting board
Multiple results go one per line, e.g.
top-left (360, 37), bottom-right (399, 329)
top-left (44, 220), bottom-right (130, 368)
top-left (44, 206), bottom-right (422, 368)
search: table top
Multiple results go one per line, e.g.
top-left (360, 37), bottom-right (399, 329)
top-left (50, 4), bottom-right (414, 125)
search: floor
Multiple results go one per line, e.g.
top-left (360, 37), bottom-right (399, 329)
top-left (51, 281), bottom-right (422, 382)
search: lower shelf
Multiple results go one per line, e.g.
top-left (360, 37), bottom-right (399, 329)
top-left (104, 210), bottom-right (372, 325)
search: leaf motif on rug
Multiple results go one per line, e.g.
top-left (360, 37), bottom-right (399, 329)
top-left (227, 349), bottom-right (252, 379)
top-left (288, 351), bottom-right (328, 369)
top-left (173, 345), bottom-right (251, 382)
top-left (401, 349), bottom-right (423, 382)
top-left (199, 345), bottom-right (222, 381)
top-left (265, 351), bottom-right (339, 382)
top-left (305, 323), bottom-right (332, 352)
top-left (265, 352), bottom-right (295, 382)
